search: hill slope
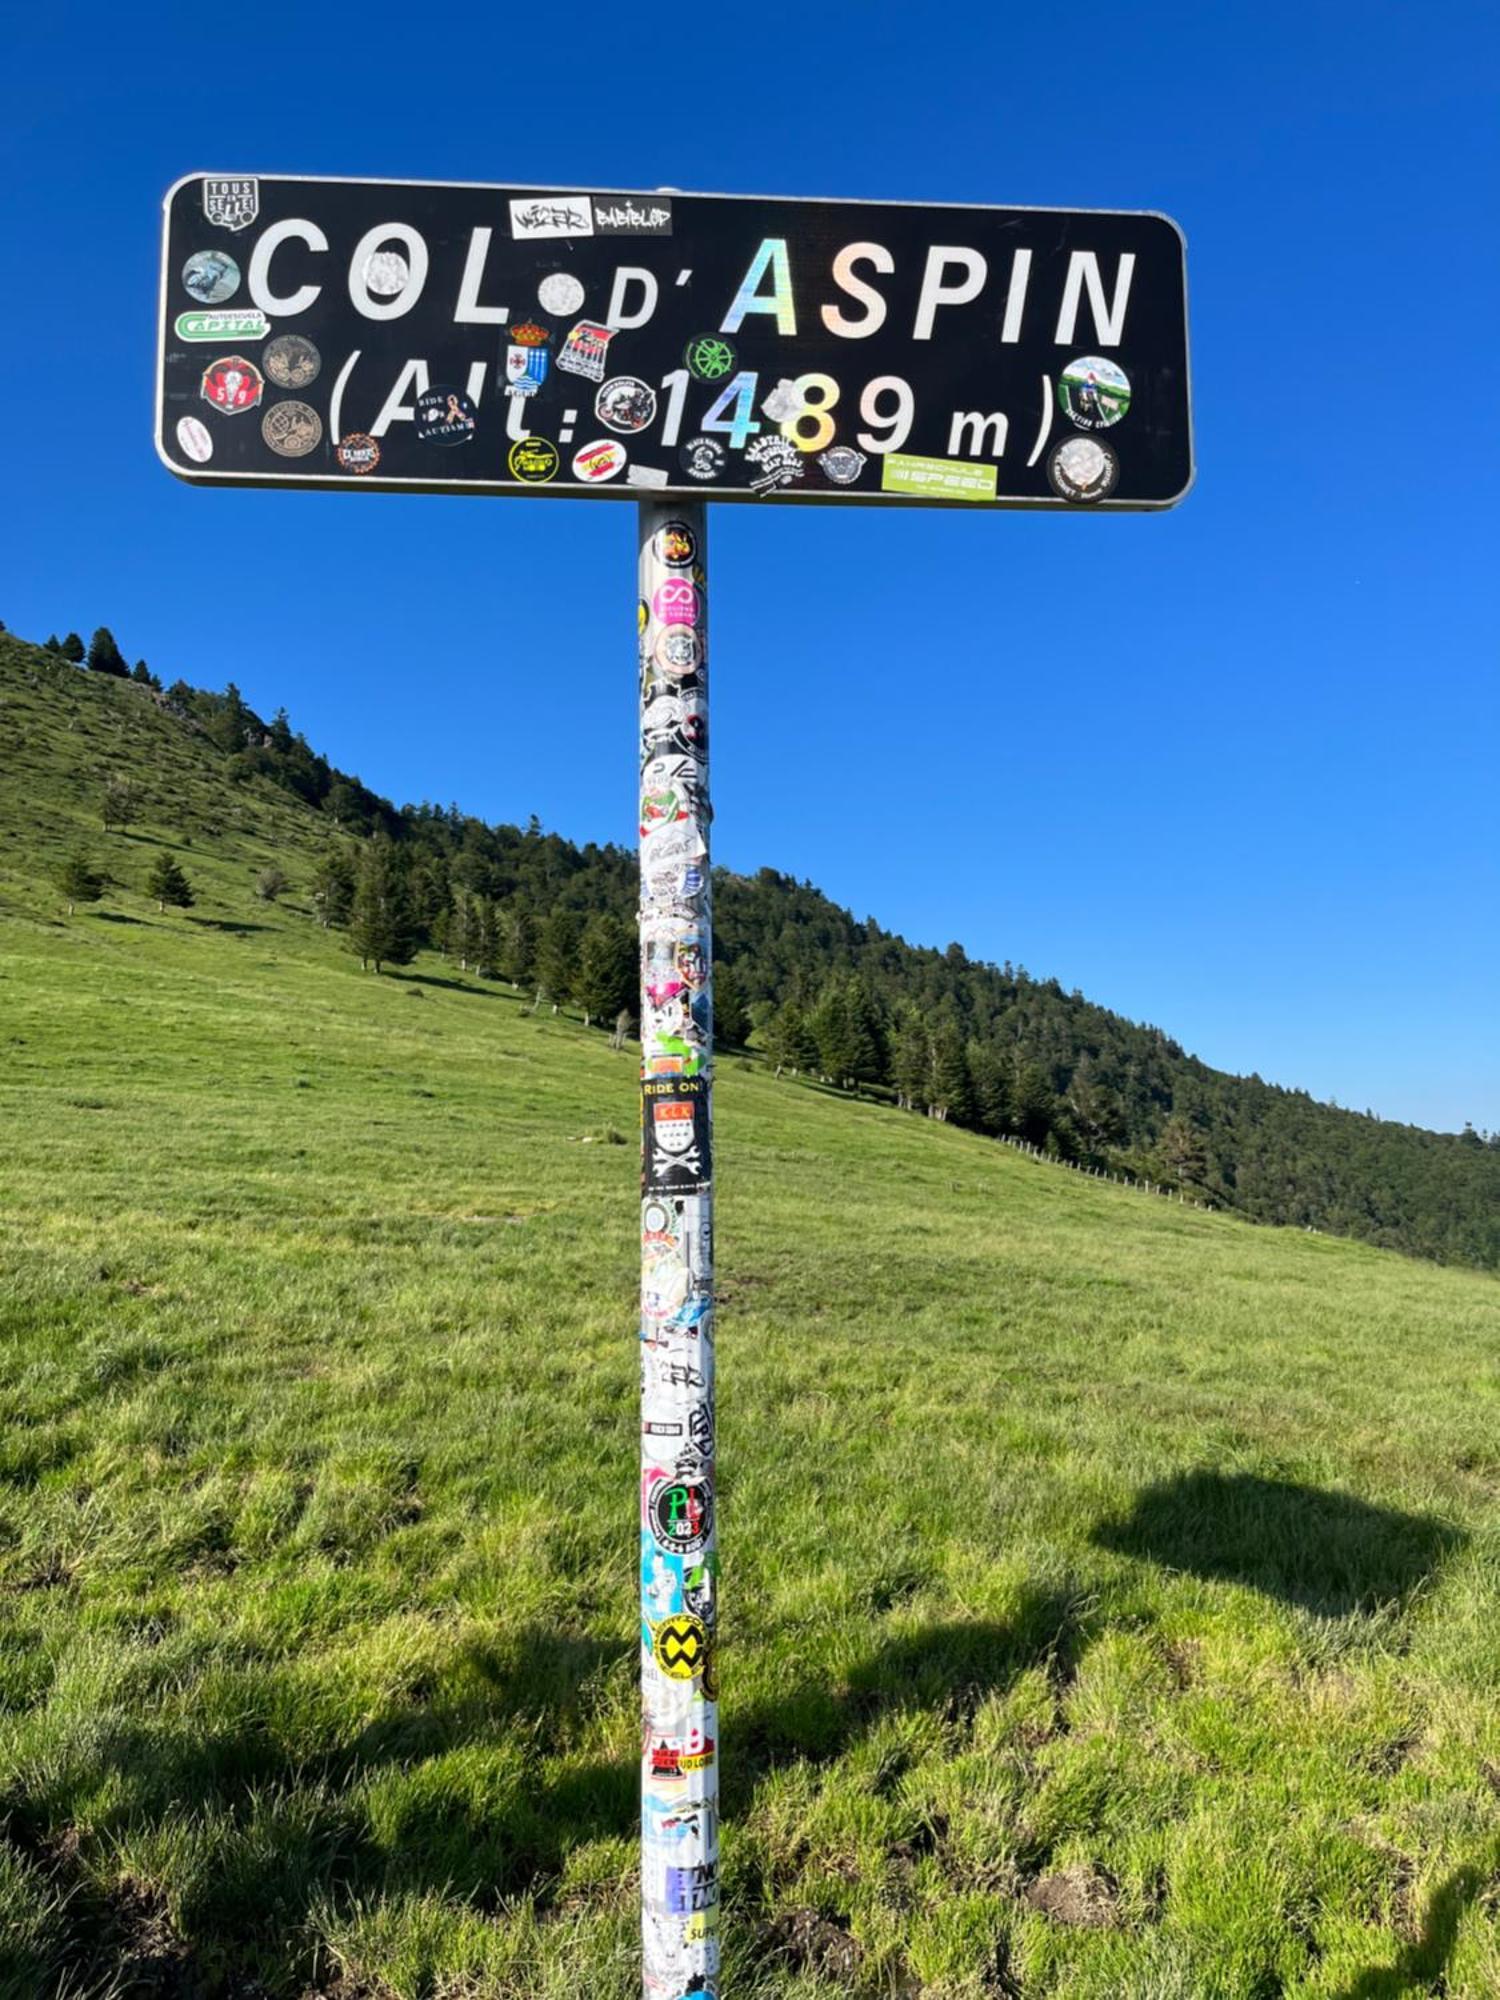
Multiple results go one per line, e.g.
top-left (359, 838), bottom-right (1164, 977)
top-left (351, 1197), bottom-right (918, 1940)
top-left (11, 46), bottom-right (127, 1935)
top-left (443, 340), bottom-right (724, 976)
top-left (1, 643), bottom-right (1499, 1994)
top-left (2, 630), bottom-right (1496, 1274)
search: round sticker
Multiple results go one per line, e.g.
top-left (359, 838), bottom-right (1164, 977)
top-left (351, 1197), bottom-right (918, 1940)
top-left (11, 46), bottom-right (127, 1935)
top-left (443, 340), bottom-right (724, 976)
top-left (336, 433), bottom-right (381, 475)
top-left (595, 376), bottom-right (657, 435)
top-left (654, 625), bottom-right (703, 680)
top-left (684, 334), bottom-right (736, 383)
top-left (175, 415), bottom-right (213, 463)
top-left (200, 356), bottom-right (263, 415)
top-left (261, 400), bottom-right (322, 457)
top-left (652, 521), bottom-right (697, 568)
top-left (819, 445), bottom-right (866, 485)
top-left (509, 435), bottom-right (559, 483)
top-left (650, 1476), bottom-right (713, 1555)
top-left (1057, 356), bottom-right (1131, 431)
top-left (572, 438), bottom-right (626, 483)
top-left (652, 1613), bottom-right (709, 1680)
top-left (363, 249), bottom-right (409, 297)
top-left (653, 580), bottom-right (701, 628)
top-left (263, 335), bottom-right (321, 390)
top-left (415, 387), bottom-right (478, 445)
top-left (181, 249), bottom-right (240, 304)
top-left (538, 271), bottom-right (585, 317)
top-left (679, 436), bottom-right (726, 483)
top-left (1047, 435), bottom-right (1120, 503)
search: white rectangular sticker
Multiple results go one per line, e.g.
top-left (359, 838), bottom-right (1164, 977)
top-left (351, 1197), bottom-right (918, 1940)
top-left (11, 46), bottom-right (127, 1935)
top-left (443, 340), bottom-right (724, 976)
top-left (509, 195), bottom-right (593, 240)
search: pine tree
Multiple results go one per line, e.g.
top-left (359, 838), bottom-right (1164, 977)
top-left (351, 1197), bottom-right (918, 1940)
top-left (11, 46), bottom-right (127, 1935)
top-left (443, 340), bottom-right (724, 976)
top-left (44, 635), bottom-right (62, 654)
top-left (56, 853), bottom-right (104, 916)
top-left (576, 914), bottom-right (637, 1026)
top-left (347, 841), bottom-right (416, 973)
top-left (713, 962), bottom-right (749, 1048)
top-left (966, 1040), bottom-right (1010, 1134)
top-left (1010, 1057), bottom-right (1055, 1145)
top-left (498, 904), bottom-right (537, 987)
top-left (473, 899), bottom-right (502, 980)
top-left (1159, 1113), bottom-right (1210, 1192)
top-left (766, 999), bottom-right (818, 1076)
top-left (450, 893), bottom-right (474, 970)
top-left (86, 628), bottom-right (128, 677)
top-left (535, 908), bottom-right (583, 1013)
top-left (889, 1006), bottom-right (930, 1112)
top-left (309, 848), bottom-right (355, 928)
top-left (60, 633), bottom-right (85, 664)
top-left (927, 1017), bottom-right (972, 1124)
top-left (147, 852), bottom-right (194, 913)
top-left (131, 660), bottom-right (153, 685)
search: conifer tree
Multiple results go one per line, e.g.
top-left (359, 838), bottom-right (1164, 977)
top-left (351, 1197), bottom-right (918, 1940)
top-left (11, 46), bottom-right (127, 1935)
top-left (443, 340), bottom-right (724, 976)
top-left (927, 1016), bottom-right (972, 1124)
top-left (57, 853), bottom-right (104, 916)
top-left (712, 962), bottom-right (749, 1048)
top-left (499, 904), bottom-right (537, 988)
top-left (474, 899), bottom-right (502, 980)
top-left (576, 913), bottom-right (636, 1026)
top-left (44, 635), bottom-right (62, 654)
top-left (131, 660), bottom-right (153, 685)
top-left (450, 893), bottom-right (474, 970)
top-left (347, 841), bottom-right (416, 973)
top-left (889, 1007), bottom-right (930, 1112)
top-left (766, 999), bottom-right (818, 1076)
top-left (309, 848), bottom-right (356, 928)
top-left (535, 908), bottom-right (583, 1013)
top-left (147, 852), bottom-right (194, 913)
top-left (60, 633), bottom-right (85, 664)
top-left (86, 628), bottom-right (128, 677)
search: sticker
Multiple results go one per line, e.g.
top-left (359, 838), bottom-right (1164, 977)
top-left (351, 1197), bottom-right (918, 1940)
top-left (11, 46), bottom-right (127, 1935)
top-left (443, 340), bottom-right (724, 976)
top-left (200, 356), bottom-right (263, 414)
top-left (881, 452), bottom-right (997, 502)
top-left (652, 1613), bottom-right (710, 1680)
top-left (643, 1077), bottom-right (711, 1192)
top-left (510, 194), bottom-right (593, 239)
top-left (593, 195), bottom-right (672, 235)
top-left (416, 387), bottom-right (478, 445)
top-left (538, 271), bottom-right (585, 317)
top-left (653, 625), bottom-right (703, 680)
top-left (760, 378), bottom-right (802, 423)
top-left (684, 335), bottom-right (735, 384)
top-left (336, 432), bottom-right (381, 475)
top-left (558, 322), bottom-right (615, 383)
top-left (202, 177), bottom-right (258, 232)
top-left (509, 435), bottom-right (559, 483)
top-left (1058, 355), bottom-right (1131, 431)
top-left (649, 1731), bottom-right (715, 1779)
top-left (628, 465), bottom-right (669, 488)
top-left (649, 1476), bottom-right (713, 1555)
top-left (506, 342), bottom-right (550, 397)
top-left (653, 522), bottom-right (697, 568)
top-left (362, 249), bottom-right (410, 297)
top-left (261, 400), bottom-right (322, 457)
top-left (643, 1793), bottom-right (716, 1851)
top-left (653, 580), bottom-right (701, 628)
top-left (573, 438), bottom-right (626, 483)
top-left (174, 415), bottom-right (213, 463)
top-left (181, 249), bottom-right (240, 303)
top-left (745, 435), bottom-right (803, 493)
top-left (175, 309), bottom-right (269, 342)
top-left (1047, 434), bottom-right (1120, 503)
top-left (819, 445), bottom-right (866, 485)
top-left (679, 436), bottom-right (726, 483)
top-left (259, 335), bottom-right (320, 391)
top-left (596, 376), bottom-right (657, 435)
top-left (664, 1862), bottom-right (718, 1914)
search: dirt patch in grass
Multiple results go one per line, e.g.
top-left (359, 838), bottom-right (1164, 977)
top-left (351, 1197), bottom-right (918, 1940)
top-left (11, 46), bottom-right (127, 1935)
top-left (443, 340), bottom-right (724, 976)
top-left (765, 1905), bottom-right (865, 1979)
top-left (1024, 1864), bottom-right (1119, 1928)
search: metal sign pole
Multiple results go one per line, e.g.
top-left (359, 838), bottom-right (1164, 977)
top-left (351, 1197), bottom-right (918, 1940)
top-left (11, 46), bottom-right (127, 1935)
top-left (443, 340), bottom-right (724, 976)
top-left (638, 498), bottom-right (718, 1999)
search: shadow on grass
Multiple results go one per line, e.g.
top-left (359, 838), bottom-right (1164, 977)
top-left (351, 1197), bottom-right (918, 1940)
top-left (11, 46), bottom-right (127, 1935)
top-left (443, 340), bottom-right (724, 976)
top-left (391, 970), bottom-right (518, 1000)
top-left (93, 911), bottom-right (147, 925)
top-left (187, 917), bottom-right (271, 934)
top-left (1091, 1471), bottom-right (1464, 1618)
top-left (1334, 1852), bottom-right (1496, 1997)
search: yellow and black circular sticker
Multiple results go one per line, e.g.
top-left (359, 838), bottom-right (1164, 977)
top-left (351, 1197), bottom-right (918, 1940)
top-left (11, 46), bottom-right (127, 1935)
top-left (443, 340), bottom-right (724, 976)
top-left (652, 1613), bottom-right (709, 1680)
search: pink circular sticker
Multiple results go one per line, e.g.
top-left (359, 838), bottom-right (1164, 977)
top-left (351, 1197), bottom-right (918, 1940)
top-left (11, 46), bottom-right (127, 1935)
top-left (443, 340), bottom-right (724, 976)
top-left (652, 578), bottom-right (701, 628)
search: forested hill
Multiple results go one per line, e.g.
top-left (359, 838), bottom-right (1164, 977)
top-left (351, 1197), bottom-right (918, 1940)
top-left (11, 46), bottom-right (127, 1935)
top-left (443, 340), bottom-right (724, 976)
top-left (5, 625), bottom-right (1498, 1272)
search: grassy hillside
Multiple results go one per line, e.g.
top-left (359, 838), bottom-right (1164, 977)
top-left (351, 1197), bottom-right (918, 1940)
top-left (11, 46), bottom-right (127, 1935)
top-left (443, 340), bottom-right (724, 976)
top-left (1, 643), bottom-right (1499, 1997)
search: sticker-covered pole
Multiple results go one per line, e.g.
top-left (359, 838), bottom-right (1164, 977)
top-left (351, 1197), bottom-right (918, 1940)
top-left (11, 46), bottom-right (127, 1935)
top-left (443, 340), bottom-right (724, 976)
top-left (638, 498), bottom-right (719, 1999)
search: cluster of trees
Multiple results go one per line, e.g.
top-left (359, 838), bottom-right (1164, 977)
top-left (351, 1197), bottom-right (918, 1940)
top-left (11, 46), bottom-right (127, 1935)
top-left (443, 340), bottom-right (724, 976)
top-left (42, 627), bottom-right (159, 687)
top-left (29, 646), bottom-right (1500, 1272)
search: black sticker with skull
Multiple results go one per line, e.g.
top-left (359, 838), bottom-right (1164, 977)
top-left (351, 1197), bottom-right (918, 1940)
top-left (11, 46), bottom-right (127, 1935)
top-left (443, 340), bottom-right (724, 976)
top-left (642, 1077), bottom-right (712, 1194)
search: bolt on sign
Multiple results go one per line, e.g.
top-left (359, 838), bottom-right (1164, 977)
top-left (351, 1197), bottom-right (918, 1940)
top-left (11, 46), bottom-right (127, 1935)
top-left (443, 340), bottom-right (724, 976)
top-left (156, 173), bottom-right (1191, 2000)
top-left (157, 176), bottom-right (1192, 507)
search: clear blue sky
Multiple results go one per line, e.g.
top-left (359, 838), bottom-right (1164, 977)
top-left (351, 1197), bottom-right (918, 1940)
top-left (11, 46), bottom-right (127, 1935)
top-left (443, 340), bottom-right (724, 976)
top-left (5, 2), bottom-right (1496, 1133)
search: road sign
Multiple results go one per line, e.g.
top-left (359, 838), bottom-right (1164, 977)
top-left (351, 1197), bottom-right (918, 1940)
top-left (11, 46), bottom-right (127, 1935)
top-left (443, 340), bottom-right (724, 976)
top-left (157, 175), bottom-right (1192, 509)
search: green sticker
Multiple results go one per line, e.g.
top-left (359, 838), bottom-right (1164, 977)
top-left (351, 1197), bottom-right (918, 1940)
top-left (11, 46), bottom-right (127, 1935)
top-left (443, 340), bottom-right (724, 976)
top-left (880, 453), bottom-right (997, 503)
top-left (175, 309), bottom-right (271, 342)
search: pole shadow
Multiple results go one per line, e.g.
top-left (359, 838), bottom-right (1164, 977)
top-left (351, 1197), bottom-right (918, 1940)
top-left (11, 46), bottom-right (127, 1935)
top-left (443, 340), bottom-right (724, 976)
top-left (1333, 1854), bottom-right (1495, 1997)
top-left (1090, 1471), bottom-right (1464, 1618)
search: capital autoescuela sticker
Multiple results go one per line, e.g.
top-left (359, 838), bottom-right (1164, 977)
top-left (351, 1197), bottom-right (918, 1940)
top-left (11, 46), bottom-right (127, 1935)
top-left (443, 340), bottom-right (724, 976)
top-left (537, 271), bottom-right (585, 317)
top-left (679, 436), bottom-right (726, 483)
top-left (261, 401), bottom-right (322, 457)
top-left (181, 249), bottom-right (240, 304)
top-left (336, 433), bottom-right (380, 475)
top-left (1057, 355), bottom-right (1131, 431)
top-left (652, 521), bottom-right (698, 568)
top-left (595, 376), bottom-right (657, 435)
top-left (416, 387), bottom-right (478, 445)
top-left (573, 438), bottom-right (626, 483)
top-left (263, 335), bottom-right (321, 390)
top-left (200, 356), bottom-right (263, 415)
top-left (1047, 434), bottom-right (1120, 503)
top-left (175, 415), bottom-right (213, 463)
top-left (509, 435), bottom-right (559, 483)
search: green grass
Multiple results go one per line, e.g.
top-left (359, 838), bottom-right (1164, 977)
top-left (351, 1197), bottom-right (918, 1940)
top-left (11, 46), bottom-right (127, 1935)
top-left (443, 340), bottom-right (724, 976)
top-left (1, 644), bottom-right (1499, 1997)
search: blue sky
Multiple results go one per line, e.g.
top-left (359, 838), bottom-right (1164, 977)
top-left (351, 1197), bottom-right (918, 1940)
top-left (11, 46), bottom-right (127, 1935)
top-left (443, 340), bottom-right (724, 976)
top-left (4, 1), bottom-right (1496, 1133)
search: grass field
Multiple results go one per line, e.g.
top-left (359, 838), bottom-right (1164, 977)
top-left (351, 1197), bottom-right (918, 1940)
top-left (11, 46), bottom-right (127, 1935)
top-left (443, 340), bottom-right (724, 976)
top-left (1, 648), bottom-right (1498, 1997)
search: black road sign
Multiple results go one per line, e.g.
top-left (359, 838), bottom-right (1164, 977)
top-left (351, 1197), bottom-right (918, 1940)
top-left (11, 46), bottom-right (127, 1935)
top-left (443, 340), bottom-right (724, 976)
top-left (157, 176), bottom-right (1192, 511)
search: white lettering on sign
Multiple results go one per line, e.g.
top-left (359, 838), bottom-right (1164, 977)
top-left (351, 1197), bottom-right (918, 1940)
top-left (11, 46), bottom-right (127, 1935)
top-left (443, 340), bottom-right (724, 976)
top-left (913, 247), bottom-right (987, 340)
top-left (721, 238), bottom-right (797, 336)
top-left (454, 228), bottom-right (509, 325)
top-left (948, 410), bottom-right (1009, 457)
top-left (999, 248), bottom-right (1032, 344)
top-left (607, 267), bottom-right (659, 331)
top-left (349, 225), bottom-right (429, 321)
top-left (820, 243), bottom-right (894, 338)
top-left (247, 219), bottom-right (327, 316)
top-left (370, 359), bottom-right (430, 435)
top-left (1054, 252), bottom-right (1136, 346)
